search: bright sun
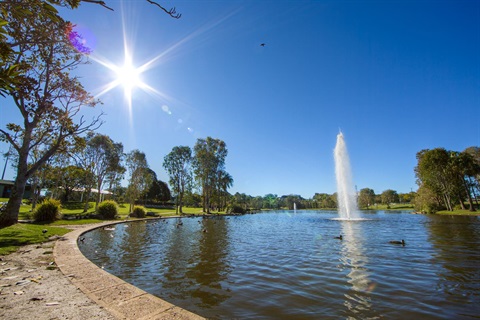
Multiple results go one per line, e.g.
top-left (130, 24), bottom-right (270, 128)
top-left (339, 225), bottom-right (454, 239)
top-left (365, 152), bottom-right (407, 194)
top-left (116, 64), bottom-right (142, 90)
top-left (92, 49), bottom-right (151, 114)
top-left (115, 57), bottom-right (142, 91)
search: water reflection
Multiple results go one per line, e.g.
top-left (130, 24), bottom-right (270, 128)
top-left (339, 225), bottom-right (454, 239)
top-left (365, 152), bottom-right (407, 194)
top-left (79, 212), bottom-right (480, 319)
top-left (339, 220), bottom-right (379, 319)
top-left (426, 215), bottom-right (480, 317)
top-left (162, 216), bottom-right (232, 310)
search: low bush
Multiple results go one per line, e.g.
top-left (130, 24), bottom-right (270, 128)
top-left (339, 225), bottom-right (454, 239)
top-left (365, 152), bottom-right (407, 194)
top-left (226, 205), bottom-right (246, 214)
top-left (34, 198), bottom-right (61, 222)
top-left (97, 200), bottom-right (119, 219)
top-left (131, 206), bottom-right (146, 218)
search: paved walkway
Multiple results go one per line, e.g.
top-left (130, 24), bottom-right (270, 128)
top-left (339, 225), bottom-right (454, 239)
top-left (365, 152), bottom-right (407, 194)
top-left (53, 221), bottom-right (205, 320)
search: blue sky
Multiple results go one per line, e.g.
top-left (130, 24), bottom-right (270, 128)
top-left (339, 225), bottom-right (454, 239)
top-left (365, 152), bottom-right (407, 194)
top-left (1, 0), bottom-right (479, 198)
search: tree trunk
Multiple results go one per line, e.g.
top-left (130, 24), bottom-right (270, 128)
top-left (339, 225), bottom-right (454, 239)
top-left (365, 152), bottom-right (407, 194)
top-left (83, 189), bottom-right (91, 213)
top-left (33, 184), bottom-right (42, 210)
top-left (0, 177), bottom-right (26, 227)
top-left (458, 196), bottom-right (466, 210)
top-left (95, 179), bottom-right (102, 211)
top-left (443, 193), bottom-right (452, 211)
top-left (178, 192), bottom-right (183, 214)
top-left (463, 178), bottom-right (476, 211)
top-left (129, 201), bottom-right (134, 214)
top-left (0, 152), bottom-right (29, 227)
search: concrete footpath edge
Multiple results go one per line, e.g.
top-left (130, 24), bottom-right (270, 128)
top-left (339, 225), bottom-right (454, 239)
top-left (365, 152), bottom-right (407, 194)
top-left (53, 220), bottom-right (205, 320)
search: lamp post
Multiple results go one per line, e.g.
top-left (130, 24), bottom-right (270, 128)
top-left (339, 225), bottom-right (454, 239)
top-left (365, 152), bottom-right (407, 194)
top-left (1, 150), bottom-right (10, 180)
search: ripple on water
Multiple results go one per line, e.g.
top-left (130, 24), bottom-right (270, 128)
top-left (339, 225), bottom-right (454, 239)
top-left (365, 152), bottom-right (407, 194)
top-left (79, 211), bottom-right (480, 319)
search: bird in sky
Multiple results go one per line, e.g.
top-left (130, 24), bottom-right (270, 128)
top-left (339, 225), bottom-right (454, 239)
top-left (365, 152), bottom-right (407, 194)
top-left (260, 43), bottom-right (265, 47)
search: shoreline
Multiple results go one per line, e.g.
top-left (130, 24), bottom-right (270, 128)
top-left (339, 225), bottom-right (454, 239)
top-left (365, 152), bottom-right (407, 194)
top-left (1, 221), bottom-right (204, 320)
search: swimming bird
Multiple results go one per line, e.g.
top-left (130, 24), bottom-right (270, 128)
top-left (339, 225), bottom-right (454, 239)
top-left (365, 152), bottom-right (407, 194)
top-left (335, 235), bottom-right (343, 240)
top-left (389, 239), bottom-right (405, 246)
top-left (79, 237), bottom-right (85, 242)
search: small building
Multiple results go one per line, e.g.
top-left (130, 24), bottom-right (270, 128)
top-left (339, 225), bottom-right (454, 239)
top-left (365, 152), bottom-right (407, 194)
top-left (0, 180), bottom-right (32, 199)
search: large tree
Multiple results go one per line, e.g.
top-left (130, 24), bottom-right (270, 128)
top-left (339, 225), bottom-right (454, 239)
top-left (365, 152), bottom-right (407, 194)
top-left (380, 189), bottom-right (399, 208)
top-left (143, 168), bottom-right (171, 204)
top-left (415, 148), bottom-right (457, 211)
top-left (415, 148), bottom-right (480, 212)
top-left (0, 1), bottom-right (102, 227)
top-left (163, 146), bottom-right (192, 214)
top-left (358, 188), bottom-right (375, 209)
top-left (125, 150), bottom-right (151, 213)
top-left (192, 137), bottom-right (229, 214)
top-left (215, 170), bottom-right (233, 211)
top-left (82, 133), bottom-right (124, 210)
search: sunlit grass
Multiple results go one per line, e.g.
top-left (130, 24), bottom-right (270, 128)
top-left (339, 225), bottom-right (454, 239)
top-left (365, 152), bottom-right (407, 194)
top-left (0, 223), bottom-right (71, 255)
top-left (436, 209), bottom-right (479, 215)
top-left (359, 204), bottom-right (415, 210)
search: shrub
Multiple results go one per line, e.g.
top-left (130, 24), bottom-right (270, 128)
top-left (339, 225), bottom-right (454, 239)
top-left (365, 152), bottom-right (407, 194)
top-left (226, 205), bottom-right (246, 214)
top-left (34, 198), bottom-right (61, 222)
top-left (131, 206), bottom-right (146, 218)
top-left (97, 200), bottom-right (119, 219)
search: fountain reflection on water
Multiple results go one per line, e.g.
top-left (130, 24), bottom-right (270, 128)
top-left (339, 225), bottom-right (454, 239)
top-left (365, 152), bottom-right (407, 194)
top-left (340, 221), bottom-right (377, 318)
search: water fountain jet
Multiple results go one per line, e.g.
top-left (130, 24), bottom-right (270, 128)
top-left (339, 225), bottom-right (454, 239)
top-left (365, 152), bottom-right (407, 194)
top-left (334, 132), bottom-right (359, 220)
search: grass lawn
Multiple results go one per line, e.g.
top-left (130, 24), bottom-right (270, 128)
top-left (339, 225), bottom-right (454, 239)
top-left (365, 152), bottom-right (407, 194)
top-left (0, 223), bottom-right (71, 255)
top-left (436, 209), bottom-right (479, 215)
top-left (360, 204), bottom-right (415, 210)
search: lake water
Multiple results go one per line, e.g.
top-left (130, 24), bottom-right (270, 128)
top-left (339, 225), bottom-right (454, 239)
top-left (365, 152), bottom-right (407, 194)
top-left (79, 211), bottom-right (480, 319)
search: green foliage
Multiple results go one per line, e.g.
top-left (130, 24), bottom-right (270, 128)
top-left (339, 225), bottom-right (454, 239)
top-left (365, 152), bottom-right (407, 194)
top-left (0, 0), bottom-right (102, 228)
top-left (33, 198), bottom-right (61, 222)
top-left (380, 189), bottom-right (399, 208)
top-left (192, 137), bottom-right (229, 213)
top-left (131, 206), bottom-right (146, 218)
top-left (125, 150), bottom-right (152, 212)
top-left (226, 205), bottom-right (246, 214)
top-left (415, 147), bottom-right (480, 212)
top-left (97, 200), bottom-right (118, 219)
top-left (358, 188), bottom-right (376, 209)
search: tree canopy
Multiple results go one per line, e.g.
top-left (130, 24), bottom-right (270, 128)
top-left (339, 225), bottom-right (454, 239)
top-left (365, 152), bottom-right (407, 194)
top-left (415, 147), bottom-right (480, 213)
top-left (0, 1), bottom-right (102, 227)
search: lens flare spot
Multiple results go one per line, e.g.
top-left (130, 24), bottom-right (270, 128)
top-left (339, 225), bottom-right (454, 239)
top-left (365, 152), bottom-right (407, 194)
top-left (66, 23), bottom-right (95, 54)
top-left (162, 105), bottom-right (172, 115)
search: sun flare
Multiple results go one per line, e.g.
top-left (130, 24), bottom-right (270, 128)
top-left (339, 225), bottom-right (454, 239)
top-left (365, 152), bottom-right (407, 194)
top-left (115, 58), bottom-right (142, 91)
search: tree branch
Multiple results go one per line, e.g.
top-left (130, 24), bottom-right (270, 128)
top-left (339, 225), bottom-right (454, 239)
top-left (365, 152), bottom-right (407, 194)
top-left (80, 0), bottom-right (113, 11)
top-left (146, 0), bottom-right (182, 19)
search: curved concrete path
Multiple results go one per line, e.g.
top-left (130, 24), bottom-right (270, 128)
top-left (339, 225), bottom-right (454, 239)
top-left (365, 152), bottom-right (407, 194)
top-left (54, 221), bottom-right (205, 320)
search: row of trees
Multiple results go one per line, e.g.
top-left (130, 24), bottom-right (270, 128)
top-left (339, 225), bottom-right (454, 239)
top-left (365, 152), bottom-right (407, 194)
top-left (3, 132), bottom-right (233, 218)
top-left (19, 132), bottom-right (172, 214)
top-left (415, 147), bottom-right (480, 213)
top-left (163, 137), bottom-right (233, 214)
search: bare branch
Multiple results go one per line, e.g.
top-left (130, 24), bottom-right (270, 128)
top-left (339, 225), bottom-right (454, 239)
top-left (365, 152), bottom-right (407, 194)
top-left (146, 0), bottom-right (182, 19)
top-left (80, 0), bottom-right (113, 11)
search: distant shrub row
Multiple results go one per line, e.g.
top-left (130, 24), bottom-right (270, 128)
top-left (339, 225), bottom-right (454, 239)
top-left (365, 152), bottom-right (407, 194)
top-left (33, 199), bottom-right (120, 222)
